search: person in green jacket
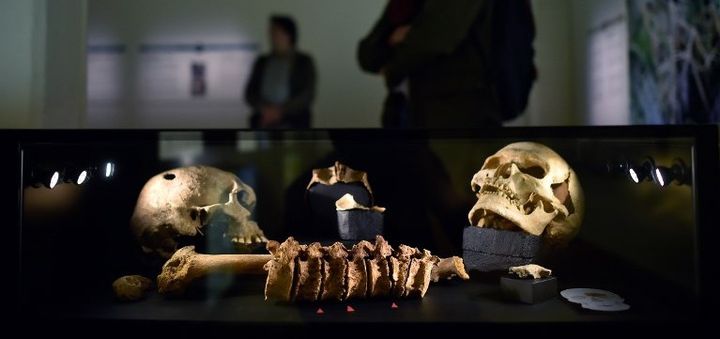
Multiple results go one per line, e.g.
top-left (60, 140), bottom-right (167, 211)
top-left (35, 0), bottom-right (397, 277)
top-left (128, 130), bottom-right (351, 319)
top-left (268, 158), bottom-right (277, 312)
top-left (246, 15), bottom-right (316, 128)
top-left (358, 0), bottom-right (501, 128)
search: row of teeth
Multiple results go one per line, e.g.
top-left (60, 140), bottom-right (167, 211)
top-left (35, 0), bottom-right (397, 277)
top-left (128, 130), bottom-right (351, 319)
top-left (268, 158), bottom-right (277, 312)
top-left (227, 234), bottom-right (269, 244)
top-left (479, 185), bottom-right (520, 204)
top-left (476, 188), bottom-right (543, 216)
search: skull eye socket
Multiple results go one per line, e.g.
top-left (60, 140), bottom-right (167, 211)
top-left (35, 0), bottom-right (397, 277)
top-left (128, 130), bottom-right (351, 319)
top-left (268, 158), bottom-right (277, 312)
top-left (519, 165), bottom-right (546, 179)
top-left (496, 163), bottom-right (547, 179)
top-left (236, 191), bottom-right (250, 206)
top-left (483, 156), bottom-right (501, 170)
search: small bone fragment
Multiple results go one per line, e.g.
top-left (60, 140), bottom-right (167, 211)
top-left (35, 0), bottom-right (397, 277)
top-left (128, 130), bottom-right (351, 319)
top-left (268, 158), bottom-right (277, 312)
top-left (113, 275), bottom-right (153, 301)
top-left (335, 193), bottom-right (386, 213)
top-left (431, 256), bottom-right (471, 282)
top-left (508, 264), bottom-right (552, 279)
top-left (307, 161), bottom-right (374, 200)
top-left (157, 246), bottom-right (271, 294)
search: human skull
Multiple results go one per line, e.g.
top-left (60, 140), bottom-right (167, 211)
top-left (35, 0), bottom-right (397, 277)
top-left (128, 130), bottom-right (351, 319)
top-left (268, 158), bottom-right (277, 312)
top-left (131, 165), bottom-right (267, 257)
top-left (468, 142), bottom-right (584, 245)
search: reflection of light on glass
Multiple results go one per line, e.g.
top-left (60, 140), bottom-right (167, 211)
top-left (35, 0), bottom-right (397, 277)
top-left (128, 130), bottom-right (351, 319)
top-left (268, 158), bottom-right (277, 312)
top-left (77, 170), bottom-right (88, 185)
top-left (629, 168), bottom-right (639, 183)
top-left (158, 131), bottom-right (203, 163)
top-left (86, 43), bottom-right (127, 128)
top-left (180, 153), bottom-right (195, 166)
top-left (655, 168), bottom-right (665, 187)
top-left (50, 171), bottom-right (60, 189)
top-left (587, 13), bottom-right (630, 125)
top-left (236, 131), bottom-right (259, 153)
top-left (105, 162), bottom-right (115, 178)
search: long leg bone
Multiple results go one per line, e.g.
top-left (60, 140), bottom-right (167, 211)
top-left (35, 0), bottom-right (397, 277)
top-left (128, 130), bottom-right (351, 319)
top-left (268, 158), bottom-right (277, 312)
top-left (157, 246), bottom-right (272, 294)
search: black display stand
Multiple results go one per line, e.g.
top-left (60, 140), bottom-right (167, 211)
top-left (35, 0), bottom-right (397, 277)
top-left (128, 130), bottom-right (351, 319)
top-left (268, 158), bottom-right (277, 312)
top-left (462, 226), bottom-right (540, 271)
top-left (500, 275), bottom-right (558, 304)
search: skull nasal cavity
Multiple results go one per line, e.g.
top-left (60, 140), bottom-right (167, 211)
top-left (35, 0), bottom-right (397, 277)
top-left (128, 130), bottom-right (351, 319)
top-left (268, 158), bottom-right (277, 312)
top-left (190, 209), bottom-right (208, 222)
top-left (163, 173), bottom-right (176, 180)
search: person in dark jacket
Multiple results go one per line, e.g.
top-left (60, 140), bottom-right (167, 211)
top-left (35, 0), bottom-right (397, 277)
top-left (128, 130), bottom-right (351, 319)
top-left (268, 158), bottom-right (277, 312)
top-left (358, 0), bottom-right (501, 128)
top-left (246, 15), bottom-right (316, 128)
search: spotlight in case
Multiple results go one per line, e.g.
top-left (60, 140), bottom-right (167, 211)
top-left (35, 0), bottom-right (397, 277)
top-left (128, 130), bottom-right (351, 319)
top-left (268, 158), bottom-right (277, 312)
top-left (653, 167), bottom-right (667, 187)
top-left (66, 166), bottom-right (91, 186)
top-left (104, 162), bottom-right (115, 178)
top-left (672, 159), bottom-right (691, 185)
top-left (626, 158), bottom-right (654, 184)
top-left (29, 168), bottom-right (62, 189)
top-left (77, 170), bottom-right (89, 185)
top-left (628, 167), bottom-right (640, 183)
top-left (651, 158), bottom-right (690, 187)
top-left (29, 160), bottom-right (117, 189)
top-left (48, 171), bottom-right (60, 189)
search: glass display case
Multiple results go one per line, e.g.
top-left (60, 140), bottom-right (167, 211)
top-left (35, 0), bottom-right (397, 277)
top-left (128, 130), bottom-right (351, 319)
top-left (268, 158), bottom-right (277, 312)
top-left (7, 126), bottom-right (719, 332)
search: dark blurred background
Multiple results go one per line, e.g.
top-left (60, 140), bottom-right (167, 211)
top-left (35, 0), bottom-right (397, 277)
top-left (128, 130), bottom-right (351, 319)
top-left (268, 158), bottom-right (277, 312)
top-left (3, 0), bottom-right (719, 128)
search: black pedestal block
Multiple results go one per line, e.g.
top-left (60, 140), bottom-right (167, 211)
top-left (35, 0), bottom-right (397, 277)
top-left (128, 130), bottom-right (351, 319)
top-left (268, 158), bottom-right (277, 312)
top-left (462, 227), bottom-right (541, 271)
top-left (500, 276), bottom-right (558, 304)
top-left (337, 210), bottom-right (383, 241)
top-left (307, 182), bottom-right (372, 238)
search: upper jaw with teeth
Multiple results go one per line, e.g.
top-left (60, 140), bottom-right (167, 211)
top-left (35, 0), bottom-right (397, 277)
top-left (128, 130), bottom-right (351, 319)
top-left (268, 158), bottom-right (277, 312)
top-left (470, 182), bottom-right (558, 236)
top-left (477, 183), bottom-right (521, 203)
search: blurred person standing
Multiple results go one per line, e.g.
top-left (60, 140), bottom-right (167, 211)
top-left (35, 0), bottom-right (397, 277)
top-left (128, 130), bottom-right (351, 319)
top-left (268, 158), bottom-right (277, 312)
top-left (358, 0), bottom-right (536, 128)
top-left (246, 15), bottom-right (317, 128)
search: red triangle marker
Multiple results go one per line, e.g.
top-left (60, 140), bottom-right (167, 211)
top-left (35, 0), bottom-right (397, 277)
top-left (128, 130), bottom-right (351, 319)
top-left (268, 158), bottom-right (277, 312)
top-left (391, 302), bottom-right (399, 309)
top-left (316, 307), bottom-right (325, 315)
top-left (346, 305), bottom-right (355, 313)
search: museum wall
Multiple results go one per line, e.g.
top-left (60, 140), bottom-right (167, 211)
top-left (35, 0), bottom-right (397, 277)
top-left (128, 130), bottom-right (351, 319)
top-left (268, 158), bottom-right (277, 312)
top-left (0, 0), bottom-right (88, 129)
top-left (572, 0), bottom-right (630, 126)
top-left (509, 0), bottom-right (630, 127)
top-left (0, 0), bottom-right (44, 128)
top-left (44, 0), bottom-right (88, 128)
top-left (86, 0), bottom-right (388, 128)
